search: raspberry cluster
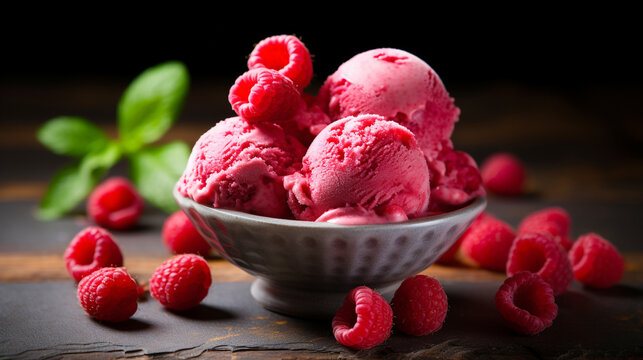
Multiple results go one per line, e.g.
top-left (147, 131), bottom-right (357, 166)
top-left (332, 275), bottom-right (448, 349)
top-left (67, 225), bottom-right (212, 322)
top-left (228, 34), bottom-right (327, 145)
top-left (434, 205), bottom-right (624, 335)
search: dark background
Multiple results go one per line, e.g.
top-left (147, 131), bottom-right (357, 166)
top-left (2, 13), bottom-right (641, 208)
top-left (3, 14), bottom-right (641, 90)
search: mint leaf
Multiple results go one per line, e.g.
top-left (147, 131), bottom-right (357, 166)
top-left (129, 141), bottom-right (190, 213)
top-left (37, 116), bottom-right (110, 157)
top-left (37, 142), bottom-right (121, 220)
top-left (118, 61), bottom-right (189, 153)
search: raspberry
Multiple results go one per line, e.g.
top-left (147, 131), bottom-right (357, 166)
top-left (162, 210), bottom-right (212, 256)
top-left (77, 267), bottom-right (138, 322)
top-left (391, 275), bottom-right (448, 336)
top-left (87, 177), bottom-right (144, 230)
top-left (64, 226), bottom-right (123, 282)
top-left (569, 233), bottom-right (625, 288)
top-left (228, 68), bottom-right (301, 123)
top-left (429, 148), bottom-right (485, 212)
top-left (518, 207), bottom-right (573, 251)
top-left (480, 152), bottom-right (526, 196)
top-left (149, 254), bottom-right (212, 311)
top-left (247, 34), bottom-right (313, 91)
top-left (507, 232), bottom-right (573, 295)
top-left (457, 212), bottom-right (517, 272)
top-left (332, 286), bottom-right (393, 349)
top-left (437, 212), bottom-right (489, 265)
top-left (495, 271), bottom-right (558, 335)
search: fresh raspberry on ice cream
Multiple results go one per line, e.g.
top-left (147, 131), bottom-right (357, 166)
top-left (228, 68), bottom-right (301, 124)
top-left (247, 34), bottom-right (313, 91)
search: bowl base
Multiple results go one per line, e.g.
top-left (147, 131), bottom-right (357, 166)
top-left (250, 277), bottom-right (401, 319)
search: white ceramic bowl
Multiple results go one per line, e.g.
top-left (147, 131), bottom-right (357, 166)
top-left (174, 187), bottom-right (486, 318)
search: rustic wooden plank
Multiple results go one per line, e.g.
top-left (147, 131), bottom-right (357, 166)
top-left (0, 255), bottom-right (253, 283)
top-left (1, 253), bottom-right (641, 283)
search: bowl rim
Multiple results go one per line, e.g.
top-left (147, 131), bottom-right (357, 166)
top-left (173, 186), bottom-right (487, 231)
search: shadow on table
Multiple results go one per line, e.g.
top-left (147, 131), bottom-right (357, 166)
top-left (167, 303), bottom-right (236, 321)
top-left (95, 318), bottom-right (153, 332)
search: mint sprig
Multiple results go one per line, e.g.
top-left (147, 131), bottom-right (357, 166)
top-left (37, 61), bottom-right (191, 220)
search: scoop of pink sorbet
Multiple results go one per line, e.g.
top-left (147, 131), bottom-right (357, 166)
top-left (318, 48), bottom-right (460, 161)
top-left (283, 114), bottom-right (430, 224)
top-left (177, 116), bottom-right (306, 218)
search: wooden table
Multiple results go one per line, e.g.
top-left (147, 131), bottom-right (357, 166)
top-left (1, 80), bottom-right (642, 359)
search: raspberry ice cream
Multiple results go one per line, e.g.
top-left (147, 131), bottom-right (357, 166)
top-left (318, 48), bottom-right (460, 161)
top-left (427, 147), bottom-right (485, 213)
top-left (178, 34), bottom-right (483, 225)
top-left (177, 116), bottom-right (306, 218)
top-left (283, 114), bottom-right (430, 224)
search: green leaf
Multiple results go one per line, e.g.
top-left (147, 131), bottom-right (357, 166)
top-left (129, 141), bottom-right (190, 213)
top-left (37, 142), bottom-right (122, 220)
top-left (36, 116), bottom-right (110, 157)
top-left (117, 61), bottom-right (190, 153)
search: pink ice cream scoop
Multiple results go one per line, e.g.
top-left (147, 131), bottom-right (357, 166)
top-left (318, 48), bottom-right (460, 161)
top-left (283, 114), bottom-right (430, 224)
top-left (177, 116), bottom-right (306, 218)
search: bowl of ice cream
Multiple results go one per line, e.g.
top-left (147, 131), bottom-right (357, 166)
top-left (175, 187), bottom-right (486, 318)
top-left (173, 36), bottom-right (487, 318)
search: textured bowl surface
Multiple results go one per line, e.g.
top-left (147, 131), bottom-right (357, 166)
top-left (174, 187), bottom-right (486, 318)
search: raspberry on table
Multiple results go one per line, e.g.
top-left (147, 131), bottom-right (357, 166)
top-left (480, 152), bottom-right (526, 196)
top-left (64, 226), bottom-right (123, 282)
top-left (437, 212), bottom-right (489, 265)
top-left (149, 254), bottom-right (212, 311)
top-left (457, 212), bottom-right (517, 272)
top-left (332, 286), bottom-right (393, 349)
top-left (77, 267), bottom-right (138, 322)
top-left (391, 275), bottom-right (448, 336)
top-left (518, 207), bottom-right (573, 251)
top-left (228, 68), bottom-right (301, 124)
top-left (495, 271), bottom-right (558, 335)
top-left (87, 177), bottom-right (144, 230)
top-left (569, 233), bottom-right (625, 288)
top-left (162, 210), bottom-right (212, 256)
top-left (507, 231), bottom-right (573, 295)
top-left (247, 34), bottom-right (313, 91)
